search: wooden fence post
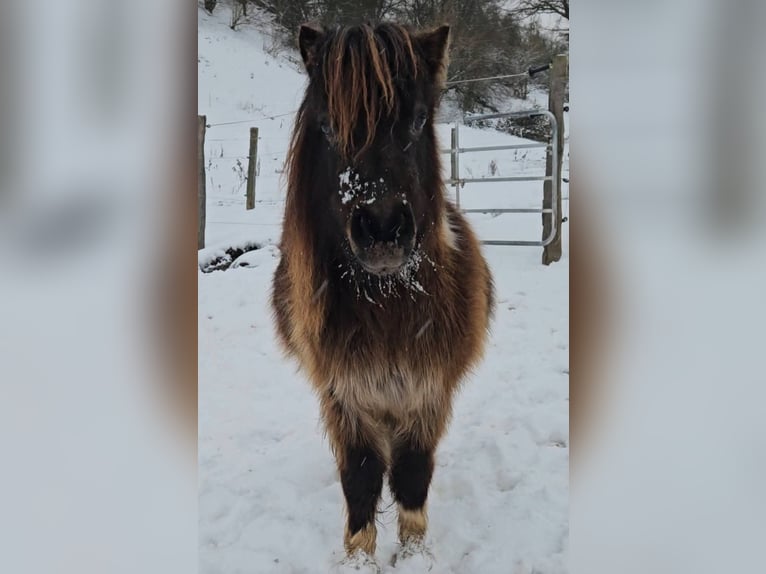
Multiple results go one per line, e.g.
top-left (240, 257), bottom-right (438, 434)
top-left (542, 54), bottom-right (568, 265)
top-left (246, 127), bottom-right (258, 210)
top-left (198, 115), bottom-right (206, 250)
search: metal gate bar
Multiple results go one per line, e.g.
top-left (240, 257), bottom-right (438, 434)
top-left (441, 143), bottom-right (549, 153)
top-left (460, 176), bottom-right (550, 183)
top-left (462, 208), bottom-right (553, 214)
top-left (442, 109), bottom-right (559, 247)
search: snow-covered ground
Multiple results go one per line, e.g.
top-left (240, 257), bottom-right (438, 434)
top-left (199, 5), bottom-right (569, 573)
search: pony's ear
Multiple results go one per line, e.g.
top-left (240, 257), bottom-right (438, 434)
top-left (415, 25), bottom-right (451, 84)
top-left (298, 23), bottom-right (324, 72)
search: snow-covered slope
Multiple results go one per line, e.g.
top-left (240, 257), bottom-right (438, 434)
top-left (199, 5), bottom-right (569, 573)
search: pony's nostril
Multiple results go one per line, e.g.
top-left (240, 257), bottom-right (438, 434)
top-left (396, 205), bottom-right (416, 247)
top-left (350, 203), bottom-right (415, 249)
top-left (359, 212), bottom-right (371, 237)
top-left (350, 208), bottom-right (375, 248)
top-left (395, 211), bottom-right (406, 235)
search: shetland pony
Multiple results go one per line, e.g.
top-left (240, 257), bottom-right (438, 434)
top-left (271, 22), bottom-right (494, 562)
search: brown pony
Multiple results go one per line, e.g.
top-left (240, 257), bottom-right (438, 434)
top-left (271, 22), bottom-right (494, 563)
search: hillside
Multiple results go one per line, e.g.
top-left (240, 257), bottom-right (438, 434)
top-left (199, 4), bottom-right (569, 573)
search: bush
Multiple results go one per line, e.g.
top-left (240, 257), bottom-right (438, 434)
top-left (248, 0), bottom-right (567, 116)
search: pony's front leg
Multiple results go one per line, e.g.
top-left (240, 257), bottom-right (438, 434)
top-left (321, 393), bottom-right (386, 557)
top-left (389, 437), bottom-right (436, 545)
top-left (339, 442), bottom-right (385, 556)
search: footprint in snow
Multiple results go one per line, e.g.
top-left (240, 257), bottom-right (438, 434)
top-left (388, 539), bottom-right (435, 573)
top-left (332, 550), bottom-right (382, 574)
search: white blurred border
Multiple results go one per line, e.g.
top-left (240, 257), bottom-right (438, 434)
top-left (573, 1), bottom-right (766, 573)
top-left (0, 1), bottom-right (196, 573)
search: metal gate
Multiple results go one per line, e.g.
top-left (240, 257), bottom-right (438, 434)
top-left (441, 109), bottom-right (559, 246)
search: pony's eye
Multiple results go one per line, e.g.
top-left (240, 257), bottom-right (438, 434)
top-left (413, 111), bottom-right (428, 132)
top-left (320, 119), bottom-right (333, 137)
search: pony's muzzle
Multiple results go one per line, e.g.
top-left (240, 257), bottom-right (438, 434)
top-left (348, 201), bottom-right (416, 275)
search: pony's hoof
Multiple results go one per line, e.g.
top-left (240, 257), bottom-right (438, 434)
top-left (389, 538), bottom-right (435, 572)
top-left (334, 549), bottom-right (382, 573)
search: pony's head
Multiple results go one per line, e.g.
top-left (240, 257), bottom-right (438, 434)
top-left (288, 22), bottom-right (450, 277)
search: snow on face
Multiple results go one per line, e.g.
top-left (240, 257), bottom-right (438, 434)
top-left (338, 168), bottom-right (385, 206)
top-left (336, 168), bottom-right (427, 300)
top-left (337, 169), bottom-right (410, 210)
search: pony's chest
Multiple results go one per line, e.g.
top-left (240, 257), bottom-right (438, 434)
top-left (317, 290), bottom-right (450, 411)
top-left (331, 361), bottom-right (434, 416)
top-left (323, 286), bottom-right (445, 351)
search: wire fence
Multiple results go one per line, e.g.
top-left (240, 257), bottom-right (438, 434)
top-left (206, 109), bottom-right (296, 128)
top-left (203, 61), bottom-right (554, 132)
top-left (207, 152), bottom-right (288, 160)
top-left (201, 59), bottom-right (567, 235)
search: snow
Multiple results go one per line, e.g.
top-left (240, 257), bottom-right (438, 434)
top-left (199, 5), bottom-right (568, 573)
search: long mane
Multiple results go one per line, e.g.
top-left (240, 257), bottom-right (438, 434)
top-left (321, 23), bottom-right (418, 160)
